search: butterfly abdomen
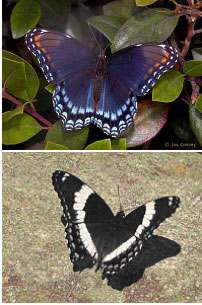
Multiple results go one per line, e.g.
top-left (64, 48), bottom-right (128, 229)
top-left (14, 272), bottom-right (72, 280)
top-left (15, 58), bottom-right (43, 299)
top-left (93, 51), bottom-right (107, 103)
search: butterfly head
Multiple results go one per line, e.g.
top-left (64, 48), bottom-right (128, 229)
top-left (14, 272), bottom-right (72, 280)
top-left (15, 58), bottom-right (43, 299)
top-left (112, 211), bottom-right (125, 229)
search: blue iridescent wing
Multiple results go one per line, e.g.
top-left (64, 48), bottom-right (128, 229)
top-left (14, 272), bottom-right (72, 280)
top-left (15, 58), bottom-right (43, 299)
top-left (107, 43), bottom-right (178, 96)
top-left (94, 73), bottom-right (137, 137)
top-left (53, 70), bottom-right (95, 129)
top-left (25, 30), bottom-right (178, 137)
top-left (26, 28), bottom-right (97, 130)
top-left (25, 28), bottom-right (96, 83)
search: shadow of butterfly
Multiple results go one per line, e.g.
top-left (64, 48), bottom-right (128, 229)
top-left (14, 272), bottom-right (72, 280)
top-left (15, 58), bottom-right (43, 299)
top-left (26, 28), bottom-right (178, 137)
top-left (52, 171), bottom-right (180, 289)
top-left (103, 235), bottom-right (181, 290)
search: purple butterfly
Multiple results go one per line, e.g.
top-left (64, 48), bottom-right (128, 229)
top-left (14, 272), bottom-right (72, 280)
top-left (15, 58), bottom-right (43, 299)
top-left (25, 28), bottom-right (178, 137)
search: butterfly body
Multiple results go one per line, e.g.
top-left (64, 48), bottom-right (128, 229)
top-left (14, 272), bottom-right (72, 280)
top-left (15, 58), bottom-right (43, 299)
top-left (52, 171), bottom-right (180, 280)
top-left (26, 28), bottom-right (178, 136)
top-left (93, 50), bottom-right (107, 103)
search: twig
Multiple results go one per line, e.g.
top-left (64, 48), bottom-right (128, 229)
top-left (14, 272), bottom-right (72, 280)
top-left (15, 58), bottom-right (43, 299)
top-left (193, 28), bottom-right (202, 36)
top-left (189, 77), bottom-right (200, 104)
top-left (2, 88), bottom-right (53, 127)
top-left (181, 16), bottom-right (196, 58)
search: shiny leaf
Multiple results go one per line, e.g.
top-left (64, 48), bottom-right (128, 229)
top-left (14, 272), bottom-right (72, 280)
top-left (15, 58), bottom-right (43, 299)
top-left (45, 120), bottom-right (89, 150)
top-left (123, 99), bottom-right (171, 147)
top-left (152, 70), bottom-right (184, 103)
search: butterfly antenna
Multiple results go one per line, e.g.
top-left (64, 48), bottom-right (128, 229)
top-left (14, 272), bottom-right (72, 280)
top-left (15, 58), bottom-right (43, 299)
top-left (117, 184), bottom-right (123, 212)
top-left (104, 41), bottom-right (111, 53)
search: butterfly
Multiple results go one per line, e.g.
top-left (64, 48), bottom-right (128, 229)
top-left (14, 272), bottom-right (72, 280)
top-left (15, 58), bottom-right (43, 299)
top-left (52, 171), bottom-right (180, 282)
top-left (25, 28), bottom-right (178, 137)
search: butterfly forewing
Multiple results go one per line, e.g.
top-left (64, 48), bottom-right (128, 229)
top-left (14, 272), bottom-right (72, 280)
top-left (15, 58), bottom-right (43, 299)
top-left (124, 196), bottom-right (180, 240)
top-left (25, 28), bottom-right (96, 83)
top-left (108, 43), bottom-right (178, 96)
top-left (52, 171), bottom-right (114, 271)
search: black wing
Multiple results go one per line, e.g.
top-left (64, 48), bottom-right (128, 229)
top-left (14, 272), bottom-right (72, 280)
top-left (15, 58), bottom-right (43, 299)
top-left (52, 171), bottom-right (114, 272)
top-left (102, 196), bottom-right (180, 276)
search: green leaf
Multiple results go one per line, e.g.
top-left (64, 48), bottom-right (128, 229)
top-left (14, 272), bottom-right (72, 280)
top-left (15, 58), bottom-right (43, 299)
top-left (191, 48), bottom-right (202, 60)
top-left (123, 99), bottom-right (171, 147)
top-left (183, 60), bottom-right (202, 77)
top-left (44, 141), bottom-right (69, 150)
top-left (103, 0), bottom-right (136, 19)
top-left (34, 78), bottom-right (52, 112)
top-left (11, 0), bottom-right (41, 39)
top-left (189, 103), bottom-right (202, 146)
top-left (2, 58), bottom-right (27, 94)
top-left (45, 120), bottom-right (89, 150)
top-left (111, 138), bottom-right (127, 150)
top-left (39, 0), bottom-right (71, 31)
top-left (85, 139), bottom-right (111, 150)
top-left (152, 70), bottom-right (184, 102)
top-left (112, 9), bottom-right (179, 51)
top-left (2, 50), bottom-right (39, 101)
top-left (195, 95), bottom-right (202, 113)
top-left (2, 113), bottom-right (41, 145)
top-left (87, 15), bottom-right (126, 42)
top-left (172, 116), bottom-right (193, 141)
top-left (2, 106), bottom-right (26, 124)
top-left (45, 84), bottom-right (56, 94)
top-left (136, 0), bottom-right (158, 6)
top-left (66, 13), bottom-right (82, 41)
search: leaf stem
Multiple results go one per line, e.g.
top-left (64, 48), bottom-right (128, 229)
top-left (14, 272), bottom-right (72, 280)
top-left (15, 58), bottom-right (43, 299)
top-left (2, 88), bottom-right (53, 127)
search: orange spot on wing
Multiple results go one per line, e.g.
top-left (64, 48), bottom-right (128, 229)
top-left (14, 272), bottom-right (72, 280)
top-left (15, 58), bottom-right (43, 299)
top-left (149, 67), bottom-right (154, 74)
top-left (36, 42), bottom-right (41, 47)
top-left (165, 51), bottom-right (170, 58)
top-left (144, 75), bottom-right (149, 80)
top-left (46, 55), bottom-right (51, 60)
top-left (34, 36), bottom-right (39, 41)
top-left (161, 58), bottom-right (167, 63)
top-left (41, 48), bottom-right (46, 53)
top-left (155, 63), bottom-right (161, 68)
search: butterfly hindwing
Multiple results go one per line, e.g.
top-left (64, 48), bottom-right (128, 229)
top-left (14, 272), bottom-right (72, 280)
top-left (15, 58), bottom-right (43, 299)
top-left (94, 73), bottom-right (137, 137)
top-left (52, 71), bottom-right (95, 130)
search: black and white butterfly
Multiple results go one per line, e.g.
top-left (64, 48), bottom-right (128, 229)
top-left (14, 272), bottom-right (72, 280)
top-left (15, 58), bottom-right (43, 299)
top-left (52, 171), bottom-right (180, 282)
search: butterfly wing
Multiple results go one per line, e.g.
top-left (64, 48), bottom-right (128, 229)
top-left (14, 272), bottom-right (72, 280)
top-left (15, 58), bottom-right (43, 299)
top-left (94, 73), bottom-right (137, 137)
top-left (52, 71), bottom-right (95, 130)
top-left (107, 43), bottom-right (178, 96)
top-left (25, 28), bottom-right (96, 83)
top-left (26, 28), bottom-right (98, 129)
top-left (123, 196), bottom-right (180, 239)
top-left (102, 196), bottom-right (180, 276)
top-left (52, 171), bottom-right (114, 272)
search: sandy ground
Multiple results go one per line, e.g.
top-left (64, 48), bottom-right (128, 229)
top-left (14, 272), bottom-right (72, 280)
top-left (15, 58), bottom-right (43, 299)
top-left (2, 152), bottom-right (202, 302)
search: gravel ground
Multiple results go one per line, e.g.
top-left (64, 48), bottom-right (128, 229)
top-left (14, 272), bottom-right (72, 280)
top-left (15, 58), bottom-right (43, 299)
top-left (2, 152), bottom-right (202, 302)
